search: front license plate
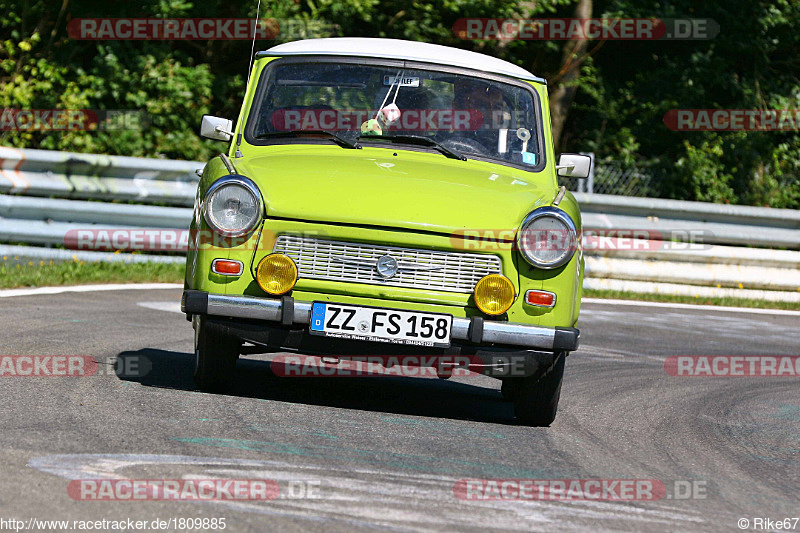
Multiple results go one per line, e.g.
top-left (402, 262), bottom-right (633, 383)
top-left (309, 303), bottom-right (452, 348)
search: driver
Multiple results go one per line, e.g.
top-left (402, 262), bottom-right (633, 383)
top-left (452, 79), bottom-right (508, 153)
top-left (454, 79), bottom-right (505, 113)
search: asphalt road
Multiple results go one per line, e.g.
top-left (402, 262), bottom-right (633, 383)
top-left (0, 287), bottom-right (798, 532)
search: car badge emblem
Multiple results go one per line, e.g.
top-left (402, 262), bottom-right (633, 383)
top-left (376, 255), bottom-right (399, 279)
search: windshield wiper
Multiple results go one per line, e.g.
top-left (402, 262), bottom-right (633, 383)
top-left (256, 130), bottom-right (360, 149)
top-left (364, 134), bottom-right (467, 161)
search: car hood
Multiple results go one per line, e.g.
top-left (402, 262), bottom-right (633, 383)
top-left (234, 146), bottom-right (554, 235)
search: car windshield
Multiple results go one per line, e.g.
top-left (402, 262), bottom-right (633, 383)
top-left (248, 61), bottom-right (542, 168)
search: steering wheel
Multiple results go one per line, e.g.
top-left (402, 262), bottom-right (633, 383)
top-left (441, 136), bottom-right (491, 156)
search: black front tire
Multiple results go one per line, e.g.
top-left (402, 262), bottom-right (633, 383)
top-left (500, 378), bottom-right (520, 400)
top-left (512, 352), bottom-right (566, 427)
top-left (193, 315), bottom-right (240, 392)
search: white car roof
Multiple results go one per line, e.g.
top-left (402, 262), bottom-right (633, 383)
top-left (260, 38), bottom-right (545, 83)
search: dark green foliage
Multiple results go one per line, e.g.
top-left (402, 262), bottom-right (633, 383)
top-left (1, 0), bottom-right (797, 206)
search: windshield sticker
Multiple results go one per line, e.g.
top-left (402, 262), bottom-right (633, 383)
top-left (383, 75), bottom-right (420, 87)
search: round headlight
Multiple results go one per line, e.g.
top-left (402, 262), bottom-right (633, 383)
top-left (256, 254), bottom-right (298, 295)
top-left (516, 207), bottom-right (577, 269)
top-left (474, 274), bottom-right (515, 315)
top-left (203, 176), bottom-right (263, 237)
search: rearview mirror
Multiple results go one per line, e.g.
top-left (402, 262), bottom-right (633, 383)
top-left (200, 115), bottom-right (234, 142)
top-left (556, 153), bottom-right (591, 178)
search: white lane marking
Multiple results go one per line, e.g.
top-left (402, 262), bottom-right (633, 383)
top-left (578, 310), bottom-right (799, 344)
top-left (576, 344), bottom-right (662, 362)
top-left (2, 283), bottom-right (795, 318)
top-left (0, 283), bottom-right (182, 298)
top-left (583, 298), bottom-right (800, 316)
top-left (29, 454), bottom-right (705, 529)
top-left (137, 301), bottom-right (182, 313)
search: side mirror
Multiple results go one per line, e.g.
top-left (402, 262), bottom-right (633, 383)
top-left (556, 153), bottom-right (591, 178)
top-left (200, 115), bottom-right (234, 142)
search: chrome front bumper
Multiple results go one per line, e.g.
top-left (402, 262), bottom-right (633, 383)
top-left (182, 290), bottom-right (580, 352)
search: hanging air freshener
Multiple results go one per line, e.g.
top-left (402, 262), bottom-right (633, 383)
top-left (377, 71), bottom-right (404, 126)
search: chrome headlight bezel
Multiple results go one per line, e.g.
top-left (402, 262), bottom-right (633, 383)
top-left (202, 175), bottom-right (264, 237)
top-left (516, 206), bottom-right (578, 269)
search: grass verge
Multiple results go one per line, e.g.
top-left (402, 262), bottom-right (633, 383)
top-left (584, 288), bottom-right (800, 311)
top-left (1, 260), bottom-right (797, 311)
top-left (0, 259), bottom-right (184, 289)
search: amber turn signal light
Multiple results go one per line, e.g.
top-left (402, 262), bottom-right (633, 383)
top-left (524, 290), bottom-right (556, 308)
top-left (211, 258), bottom-right (243, 276)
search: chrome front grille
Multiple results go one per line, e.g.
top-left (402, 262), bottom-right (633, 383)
top-left (273, 235), bottom-right (503, 294)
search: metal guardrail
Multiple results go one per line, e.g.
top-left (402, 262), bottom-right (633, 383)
top-left (0, 146), bottom-right (200, 206)
top-left (0, 194), bottom-right (191, 228)
top-left (577, 193), bottom-right (800, 249)
top-left (1, 148), bottom-right (798, 302)
top-left (585, 255), bottom-right (800, 291)
top-left (0, 244), bottom-right (183, 264)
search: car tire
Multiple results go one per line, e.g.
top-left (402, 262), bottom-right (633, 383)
top-left (500, 378), bottom-right (520, 400)
top-left (193, 315), bottom-right (240, 392)
top-left (512, 351), bottom-right (566, 427)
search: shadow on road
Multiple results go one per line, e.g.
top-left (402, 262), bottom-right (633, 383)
top-left (115, 348), bottom-right (517, 425)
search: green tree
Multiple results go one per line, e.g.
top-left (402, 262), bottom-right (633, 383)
top-left (1, 0), bottom-right (798, 207)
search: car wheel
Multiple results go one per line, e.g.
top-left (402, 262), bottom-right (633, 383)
top-left (512, 351), bottom-right (566, 427)
top-left (500, 378), bottom-right (520, 400)
top-left (193, 315), bottom-right (240, 392)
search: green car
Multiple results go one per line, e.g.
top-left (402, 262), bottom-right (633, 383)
top-left (182, 37), bottom-right (589, 426)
